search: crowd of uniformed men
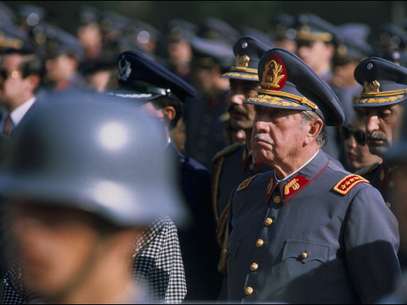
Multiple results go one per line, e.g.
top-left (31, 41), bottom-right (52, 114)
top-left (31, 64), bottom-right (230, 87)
top-left (1, 2), bottom-right (407, 304)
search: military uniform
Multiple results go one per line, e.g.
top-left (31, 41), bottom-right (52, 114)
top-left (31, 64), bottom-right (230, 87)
top-left (353, 57), bottom-right (407, 205)
top-left (227, 150), bottom-right (400, 303)
top-left (225, 48), bottom-right (401, 303)
top-left (212, 37), bottom-right (270, 274)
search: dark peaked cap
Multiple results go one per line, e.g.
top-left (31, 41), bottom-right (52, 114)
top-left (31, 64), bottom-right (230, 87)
top-left (354, 56), bottom-right (407, 108)
top-left (246, 48), bottom-right (345, 126)
top-left (117, 50), bottom-right (197, 102)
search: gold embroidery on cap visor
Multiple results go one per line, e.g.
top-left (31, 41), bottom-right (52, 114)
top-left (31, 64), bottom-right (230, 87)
top-left (354, 80), bottom-right (407, 105)
top-left (0, 34), bottom-right (23, 50)
top-left (246, 88), bottom-right (319, 110)
top-left (222, 70), bottom-right (259, 81)
top-left (296, 30), bottom-right (333, 43)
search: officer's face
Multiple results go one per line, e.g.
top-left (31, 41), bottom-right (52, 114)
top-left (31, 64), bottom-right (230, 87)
top-left (6, 202), bottom-right (110, 297)
top-left (297, 40), bottom-right (334, 74)
top-left (343, 124), bottom-right (382, 171)
top-left (357, 105), bottom-right (404, 157)
top-left (227, 79), bottom-right (258, 143)
top-left (46, 54), bottom-right (78, 83)
top-left (252, 107), bottom-right (311, 167)
top-left (0, 68), bottom-right (35, 107)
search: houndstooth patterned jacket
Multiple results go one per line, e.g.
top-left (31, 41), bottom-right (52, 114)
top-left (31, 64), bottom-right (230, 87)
top-left (1, 217), bottom-right (187, 304)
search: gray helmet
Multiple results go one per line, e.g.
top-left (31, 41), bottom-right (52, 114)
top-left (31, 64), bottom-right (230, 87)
top-left (0, 90), bottom-right (186, 226)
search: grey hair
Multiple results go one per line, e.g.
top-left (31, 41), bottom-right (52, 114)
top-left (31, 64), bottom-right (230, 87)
top-left (301, 111), bottom-right (327, 147)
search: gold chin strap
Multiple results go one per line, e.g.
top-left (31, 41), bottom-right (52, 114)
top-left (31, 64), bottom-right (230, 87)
top-left (257, 88), bottom-right (319, 110)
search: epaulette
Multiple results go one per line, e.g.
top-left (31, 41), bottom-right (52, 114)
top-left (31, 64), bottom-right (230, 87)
top-left (212, 143), bottom-right (244, 164)
top-left (332, 174), bottom-right (369, 196)
top-left (237, 174), bottom-right (259, 192)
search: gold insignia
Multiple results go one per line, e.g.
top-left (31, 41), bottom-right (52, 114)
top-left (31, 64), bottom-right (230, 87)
top-left (0, 34), bottom-right (23, 50)
top-left (284, 177), bottom-right (301, 195)
top-left (237, 175), bottom-right (258, 192)
top-left (236, 54), bottom-right (250, 68)
top-left (332, 174), bottom-right (369, 196)
top-left (355, 81), bottom-right (407, 105)
top-left (363, 80), bottom-right (381, 94)
top-left (261, 59), bottom-right (285, 90)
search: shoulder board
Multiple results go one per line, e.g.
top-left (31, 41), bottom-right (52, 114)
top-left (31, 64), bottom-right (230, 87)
top-left (237, 174), bottom-right (259, 192)
top-left (332, 174), bottom-right (369, 196)
top-left (212, 143), bottom-right (244, 163)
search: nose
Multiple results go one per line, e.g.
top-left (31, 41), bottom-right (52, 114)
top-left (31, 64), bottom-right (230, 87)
top-left (254, 118), bottom-right (269, 134)
top-left (366, 114), bottom-right (380, 135)
top-left (230, 94), bottom-right (245, 106)
top-left (347, 135), bottom-right (357, 149)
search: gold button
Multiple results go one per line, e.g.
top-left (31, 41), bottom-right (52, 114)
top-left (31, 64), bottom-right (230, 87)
top-left (299, 251), bottom-right (309, 261)
top-left (273, 195), bottom-right (281, 204)
top-left (264, 217), bottom-right (273, 226)
top-left (256, 239), bottom-right (264, 248)
top-left (250, 262), bottom-right (259, 272)
top-left (244, 286), bottom-right (254, 296)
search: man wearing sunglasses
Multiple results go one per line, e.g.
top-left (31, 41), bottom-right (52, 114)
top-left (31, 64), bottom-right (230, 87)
top-left (342, 120), bottom-right (382, 172)
top-left (0, 55), bottom-right (43, 136)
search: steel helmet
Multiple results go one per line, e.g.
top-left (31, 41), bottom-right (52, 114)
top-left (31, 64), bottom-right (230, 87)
top-left (0, 90), bottom-right (186, 226)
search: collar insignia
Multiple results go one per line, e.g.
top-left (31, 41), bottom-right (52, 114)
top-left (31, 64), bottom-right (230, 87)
top-left (283, 175), bottom-right (309, 199)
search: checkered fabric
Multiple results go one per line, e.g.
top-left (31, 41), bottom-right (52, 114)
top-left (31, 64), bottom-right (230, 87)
top-left (1, 217), bottom-right (187, 304)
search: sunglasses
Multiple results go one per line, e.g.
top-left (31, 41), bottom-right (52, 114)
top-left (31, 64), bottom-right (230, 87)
top-left (342, 126), bottom-right (367, 146)
top-left (0, 69), bottom-right (20, 82)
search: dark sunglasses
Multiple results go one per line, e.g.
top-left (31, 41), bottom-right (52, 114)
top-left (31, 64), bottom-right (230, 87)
top-left (0, 68), bottom-right (21, 81)
top-left (342, 127), bottom-right (367, 146)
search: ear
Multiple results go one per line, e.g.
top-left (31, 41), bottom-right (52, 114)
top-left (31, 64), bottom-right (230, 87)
top-left (26, 75), bottom-right (40, 91)
top-left (305, 118), bottom-right (324, 145)
top-left (162, 106), bottom-right (177, 122)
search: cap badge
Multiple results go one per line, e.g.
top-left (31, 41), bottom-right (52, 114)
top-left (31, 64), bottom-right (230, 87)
top-left (363, 80), bottom-right (380, 94)
top-left (261, 56), bottom-right (287, 90)
top-left (241, 41), bottom-right (248, 49)
top-left (118, 58), bottom-right (132, 81)
top-left (236, 54), bottom-right (250, 68)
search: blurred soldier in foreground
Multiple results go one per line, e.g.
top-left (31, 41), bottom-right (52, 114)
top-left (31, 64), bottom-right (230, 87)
top-left (225, 48), bottom-right (400, 303)
top-left (0, 90), bottom-right (186, 303)
top-left (114, 50), bottom-right (220, 300)
top-left (353, 57), bottom-right (407, 206)
top-left (342, 118), bottom-right (382, 172)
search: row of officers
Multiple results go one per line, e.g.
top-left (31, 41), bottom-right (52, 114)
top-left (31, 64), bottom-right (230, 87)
top-left (1, 19), bottom-right (407, 304)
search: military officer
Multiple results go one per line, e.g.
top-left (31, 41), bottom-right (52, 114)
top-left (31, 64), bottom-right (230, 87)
top-left (114, 50), bottom-right (221, 301)
top-left (353, 57), bottom-right (407, 205)
top-left (0, 90), bottom-right (186, 303)
top-left (212, 36), bottom-right (269, 272)
top-left (295, 14), bottom-right (342, 162)
top-left (225, 48), bottom-right (401, 303)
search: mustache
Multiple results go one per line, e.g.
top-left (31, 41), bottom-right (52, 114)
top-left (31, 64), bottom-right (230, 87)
top-left (367, 131), bottom-right (387, 142)
top-left (228, 104), bottom-right (249, 116)
top-left (254, 134), bottom-right (274, 145)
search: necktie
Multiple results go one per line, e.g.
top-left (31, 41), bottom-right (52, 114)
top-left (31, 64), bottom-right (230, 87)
top-left (3, 114), bottom-right (14, 136)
